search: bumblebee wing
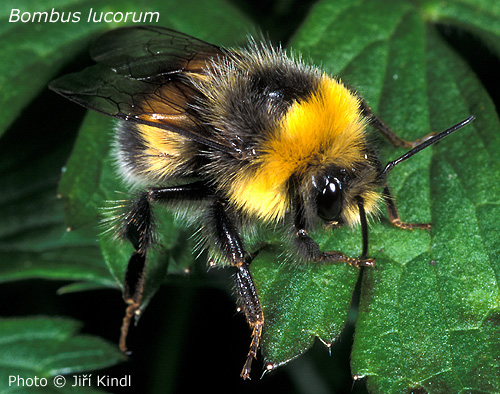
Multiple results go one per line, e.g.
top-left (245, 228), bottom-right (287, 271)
top-left (89, 26), bottom-right (222, 79)
top-left (50, 27), bottom-right (235, 153)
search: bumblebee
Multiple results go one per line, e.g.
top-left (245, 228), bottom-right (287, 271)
top-left (50, 25), bottom-right (474, 379)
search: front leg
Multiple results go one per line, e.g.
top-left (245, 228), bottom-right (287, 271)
top-left (294, 228), bottom-right (375, 268)
top-left (212, 200), bottom-right (264, 379)
top-left (293, 199), bottom-right (375, 268)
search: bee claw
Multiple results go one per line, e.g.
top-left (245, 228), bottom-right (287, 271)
top-left (358, 258), bottom-right (376, 268)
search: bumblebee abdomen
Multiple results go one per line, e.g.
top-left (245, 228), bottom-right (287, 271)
top-left (114, 122), bottom-right (201, 185)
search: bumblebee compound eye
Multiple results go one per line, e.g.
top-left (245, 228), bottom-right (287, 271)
top-left (313, 174), bottom-right (343, 222)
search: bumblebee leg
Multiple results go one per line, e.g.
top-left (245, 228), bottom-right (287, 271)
top-left (293, 201), bottom-right (375, 268)
top-left (119, 181), bottom-right (211, 353)
top-left (119, 192), bottom-right (154, 353)
top-left (359, 100), bottom-right (435, 148)
top-left (213, 201), bottom-right (264, 380)
top-left (235, 260), bottom-right (264, 380)
top-left (383, 185), bottom-right (431, 231)
top-left (295, 228), bottom-right (375, 268)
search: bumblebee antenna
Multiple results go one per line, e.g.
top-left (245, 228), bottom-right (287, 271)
top-left (378, 115), bottom-right (475, 179)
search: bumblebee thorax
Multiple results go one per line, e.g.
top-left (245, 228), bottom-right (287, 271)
top-left (218, 75), bottom-right (378, 224)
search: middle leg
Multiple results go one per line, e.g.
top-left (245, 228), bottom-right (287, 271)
top-left (211, 200), bottom-right (264, 380)
top-left (359, 99), bottom-right (435, 148)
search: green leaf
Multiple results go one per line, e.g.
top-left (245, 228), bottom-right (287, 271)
top-left (0, 106), bottom-right (114, 288)
top-left (0, 316), bottom-right (125, 394)
top-left (289, 0), bottom-right (500, 392)
top-left (253, 246), bottom-right (359, 369)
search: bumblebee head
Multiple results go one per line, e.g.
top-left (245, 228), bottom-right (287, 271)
top-left (300, 156), bottom-right (382, 232)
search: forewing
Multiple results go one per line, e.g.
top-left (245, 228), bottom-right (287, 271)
top-left (49, 26), bottom-right (234, 153)
top-left (89, 26), bottom-right (222, 79)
